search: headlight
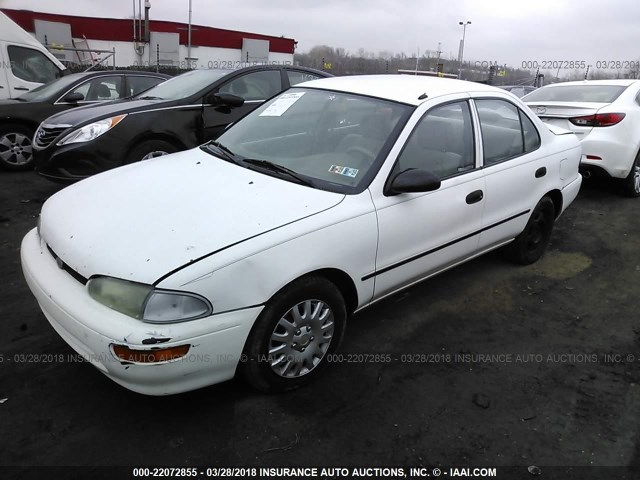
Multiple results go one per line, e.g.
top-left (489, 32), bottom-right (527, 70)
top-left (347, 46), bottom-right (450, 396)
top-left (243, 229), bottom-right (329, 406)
top-left (87, 276), bottom-right (212, 323)
top-left (57, 114), bottom-right (127, 145)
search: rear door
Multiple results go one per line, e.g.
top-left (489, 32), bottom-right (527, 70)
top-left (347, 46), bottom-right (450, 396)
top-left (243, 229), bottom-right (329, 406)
top-left (472, 95), bottom-right (551, 250)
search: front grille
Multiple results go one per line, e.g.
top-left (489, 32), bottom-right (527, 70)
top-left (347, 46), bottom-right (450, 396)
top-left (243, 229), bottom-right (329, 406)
top-left (46, 244), bottom-right (88, 285)
top-left (35, 124), bottom-right (71, 148)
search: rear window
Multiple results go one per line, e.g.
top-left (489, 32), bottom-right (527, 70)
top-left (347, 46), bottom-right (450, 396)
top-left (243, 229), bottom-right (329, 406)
top-left (523, 85), bottom-right (627, 103)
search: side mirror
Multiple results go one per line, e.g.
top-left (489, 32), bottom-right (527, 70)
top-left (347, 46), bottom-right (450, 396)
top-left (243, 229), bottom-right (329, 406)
top-left (205, 92), bottom-right (245, 108)
top-left (62, 92), bottom-right (84, 103)
top-left (387, 169), bottom-right (441, 195)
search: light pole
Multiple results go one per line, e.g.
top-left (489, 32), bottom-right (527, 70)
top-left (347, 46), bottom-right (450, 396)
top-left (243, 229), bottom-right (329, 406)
top-left (457, 20), bottom-right (471, 79)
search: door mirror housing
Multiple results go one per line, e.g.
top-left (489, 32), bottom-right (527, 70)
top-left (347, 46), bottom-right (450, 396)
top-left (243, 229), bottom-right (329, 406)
top-left (61, 92), bottom-right (84, 103)
top-left (205, 92), bottom-right (245, 108)
top-left (387, 169), bottom-right (441, 195)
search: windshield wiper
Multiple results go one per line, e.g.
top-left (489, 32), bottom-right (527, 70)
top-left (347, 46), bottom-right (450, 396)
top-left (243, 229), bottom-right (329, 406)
top-left (242, 159), bottom-right (314, 187)
top-left (204, 141), bottom-right (242, 164)
top-left (138, 95), bottom-right (163, 100)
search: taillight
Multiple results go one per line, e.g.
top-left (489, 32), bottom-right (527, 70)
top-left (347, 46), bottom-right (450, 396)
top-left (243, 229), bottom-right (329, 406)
top-left (569, 113), bottom-right (626, 127)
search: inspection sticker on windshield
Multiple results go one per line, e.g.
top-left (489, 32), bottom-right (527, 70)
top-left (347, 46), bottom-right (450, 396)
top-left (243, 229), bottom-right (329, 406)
top-left (260, 92), bottom-right (305, 116)
top-left (329, 165), bottom-right (359, 178)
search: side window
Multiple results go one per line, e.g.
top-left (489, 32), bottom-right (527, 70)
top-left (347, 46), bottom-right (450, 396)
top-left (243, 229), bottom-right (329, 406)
top-left (69, 76), bottom-right (123, 101)
top-left (287, 70), bottom-right (322, 86)
top-left (394, 101), bottom-right (475, 179)
top-left (7, 46), bottom-right (59, 84)
top-left (520, 110), bottom-right (541, 152)
top-left (127, 76), bottom-right (165, 97)
top-left (218, 70), bottom-right (281, 101)
top-left (476, 99), bottom-right (524, 165)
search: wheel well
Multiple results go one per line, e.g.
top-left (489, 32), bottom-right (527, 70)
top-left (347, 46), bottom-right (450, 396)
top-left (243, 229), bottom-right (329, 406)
top-left (296, 268), bottom-right (359, 315)
top-left (0, 119), bottom-right (38, 134)
top-left (545, 189), bottom-right (563, 219)
top-left (129, 133), bottom-right (187, 152)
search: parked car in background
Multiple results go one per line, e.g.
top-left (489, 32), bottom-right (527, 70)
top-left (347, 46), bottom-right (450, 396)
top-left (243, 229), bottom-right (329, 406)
top-left (523, 79), bottom-right (640, 197)
top-left (0, 11), bottom-right (66, 100)
top-left (0, 70), bottom-right (169, 171)
top-left (498, 85), bottom-right (537, 98)
top-left (22, 75), bottom-right (582, 395)
top-left (33, 65), bottom-right (331, 182)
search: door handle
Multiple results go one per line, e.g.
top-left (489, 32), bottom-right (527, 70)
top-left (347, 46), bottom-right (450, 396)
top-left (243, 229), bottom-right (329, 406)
top-left (14, 86), bottom-right (29, 91)
top-left (535, 167), bottom-right (547, 178)
top-left (466, 190), bottom-right (484, 204)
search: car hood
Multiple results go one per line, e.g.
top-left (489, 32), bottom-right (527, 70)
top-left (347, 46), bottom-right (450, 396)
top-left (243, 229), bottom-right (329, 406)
top-left (43, 98), bottom-right (172, 126)
top-left (40, 148), bottom-right (344, 285)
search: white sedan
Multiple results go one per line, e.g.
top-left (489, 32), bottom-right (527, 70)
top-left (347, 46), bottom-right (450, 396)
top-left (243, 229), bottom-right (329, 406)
top-left (523, 79), bottom-right (640, 197)
top-left (21, 75), bottom-right (582, 395)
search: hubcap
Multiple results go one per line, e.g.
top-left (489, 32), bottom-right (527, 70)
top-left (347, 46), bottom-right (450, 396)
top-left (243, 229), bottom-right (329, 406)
top-left (0, 132), bottom-right (32, 166)
top-left (633, 161), bottom-right (640, 194)
top-left (141, 150), bottom-right (169, 160)
top-left (268, 299), bottom-right (335, 378)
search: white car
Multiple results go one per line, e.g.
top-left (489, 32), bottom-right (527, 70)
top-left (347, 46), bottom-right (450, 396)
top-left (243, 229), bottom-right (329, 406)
top-left (21, 75), bottom-right (582, 395)
top-left (523, 79), bottom-right (640, 197)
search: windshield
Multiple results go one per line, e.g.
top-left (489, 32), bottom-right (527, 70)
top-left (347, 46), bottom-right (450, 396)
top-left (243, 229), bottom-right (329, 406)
top-left (134, 69), bottom-right (229, 100)
top-left (17, 74), bottom-right (85, 102)
top-left (211, 88), bottom-right (412, 193)
top-left (523, 85), bottom-right (627, 103)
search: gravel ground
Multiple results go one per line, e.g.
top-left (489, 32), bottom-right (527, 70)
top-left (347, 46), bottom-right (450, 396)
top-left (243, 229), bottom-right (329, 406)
top-left (0, 171), bottom-right (638, 478)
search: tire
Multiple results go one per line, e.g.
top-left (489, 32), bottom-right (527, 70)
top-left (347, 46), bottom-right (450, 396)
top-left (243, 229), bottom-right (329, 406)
top-left (240, 276), bottom-right (347, 393)
top-left (0, 124), bottom-right (35, 171)
top-left (505, 196), bottom-right (555, 265)
top-left (126, 139), bottom-right (178, 164)
top-left (621, 150), bottom-right (640, 198)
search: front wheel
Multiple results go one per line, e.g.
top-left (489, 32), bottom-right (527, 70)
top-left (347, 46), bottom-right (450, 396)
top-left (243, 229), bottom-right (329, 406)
top-left (505, 196), bottom-right (555, 265)
top-left (0, 124), bottom-right (34, 171)
top-left (622, 150), bottom-right (640, 198)
top-left (240, 276), bottom-right (347, 393)
top-left (126, 139), bottom-right (178, 164)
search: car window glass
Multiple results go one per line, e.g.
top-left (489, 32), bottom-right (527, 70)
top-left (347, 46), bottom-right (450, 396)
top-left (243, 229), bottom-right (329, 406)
top-left (520, 110), bottom-right (541, 153)
top-left (7, 45), bottom-right (59, 84)
top-left (287, 70), bottom-right (322, 86)
top-left (476, 99), bottom-right (524, 165)
top-left (126, 76), bottom-right (165, 97)
top-left (394, 101), bottom-right (475, 179)
top-left (70, 76), bottom-right (122, 101)
top-left (218, 70), bottom-right (281, 101)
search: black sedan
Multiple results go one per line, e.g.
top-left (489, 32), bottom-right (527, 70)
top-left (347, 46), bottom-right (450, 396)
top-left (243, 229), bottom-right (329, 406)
top-left (0, 70), bottom-right (169, 171)
top-left (33, 65), bottom-right (331, 182)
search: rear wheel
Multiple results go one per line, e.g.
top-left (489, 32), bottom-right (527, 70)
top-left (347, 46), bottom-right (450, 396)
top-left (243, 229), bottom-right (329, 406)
top-left (240, 276), bottom-right (347, 393)
top-left (0, 124), bottom-right (34, 171)
top-left (126, 139), bottom-right (177, 164)
top-left (622, 150), bottom-right (640, 198)
top-left (505, 196), bottom-right (555, 265)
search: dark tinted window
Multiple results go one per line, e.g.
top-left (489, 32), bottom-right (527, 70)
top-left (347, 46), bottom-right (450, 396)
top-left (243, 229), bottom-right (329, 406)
top-left (523, 85), bottom-right (626, 103)
top-left (219, 70), bottom-right (281, 101)
top-left (7, 45), bottom-right (59, 83)
top-left (287, 70), bottom-right (322, 86)
top-left (476, 99), bottom-right (523, 165)
top-left (70, 76), bottom-right (123, 101)
top-left (126, 75), bottom-right (165, 97)
top-left (395, 101), bottom-right (475, 179)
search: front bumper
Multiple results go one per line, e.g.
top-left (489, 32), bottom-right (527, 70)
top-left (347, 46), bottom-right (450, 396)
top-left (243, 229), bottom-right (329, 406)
top-left (33, 136), bottom-right (129, 183)
top-left (21, 228), bottom-right (262, 395)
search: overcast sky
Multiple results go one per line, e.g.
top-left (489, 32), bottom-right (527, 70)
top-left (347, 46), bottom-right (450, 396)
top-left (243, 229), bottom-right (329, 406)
top-left (3, 0), bottom-right (640, 70)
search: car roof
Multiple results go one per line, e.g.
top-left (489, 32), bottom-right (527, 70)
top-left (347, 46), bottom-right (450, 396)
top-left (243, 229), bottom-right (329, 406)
top-left (63, 70), bottom-right (171, 79)
top-left (299, 74), bottom-right (504, 105)
top-left (539, 79), bottom-right (640, 88)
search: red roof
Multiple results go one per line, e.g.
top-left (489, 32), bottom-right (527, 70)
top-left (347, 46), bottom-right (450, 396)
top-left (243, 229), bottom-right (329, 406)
top-left (2, 8), bottom-right (295, 54)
